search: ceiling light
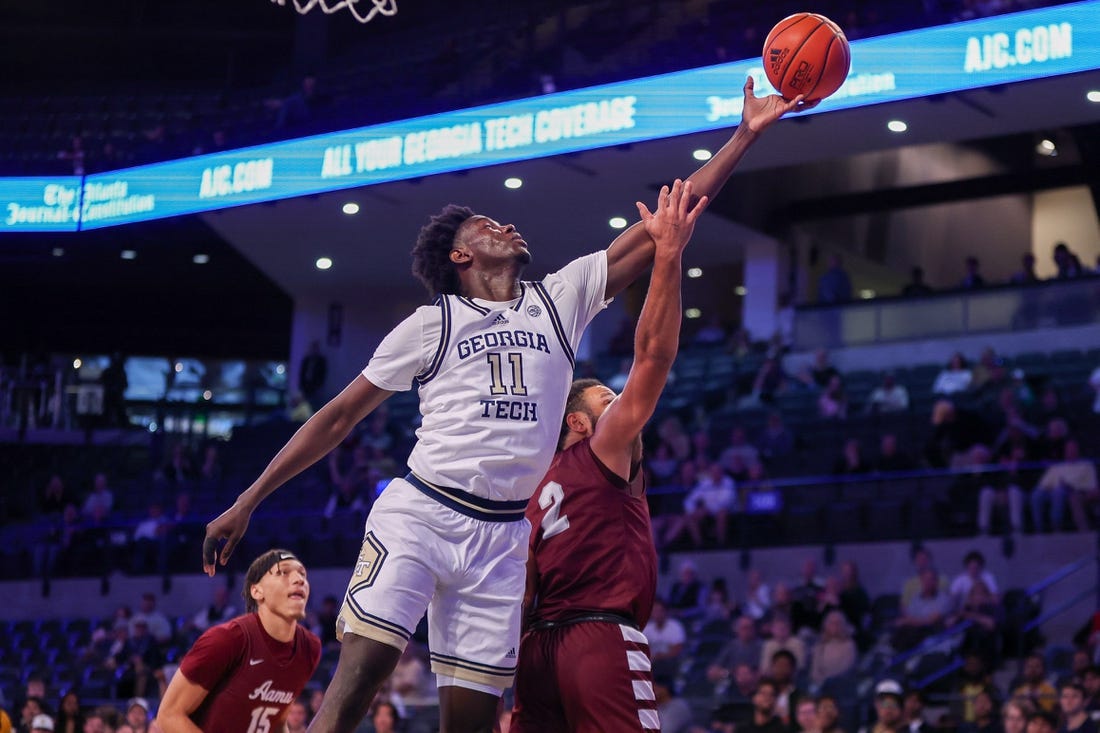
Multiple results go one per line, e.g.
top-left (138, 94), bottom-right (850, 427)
top-left (315, 257), bottom-right (333, 270)
top-left (275, 364), bottom-right (286, 375)
top-left (1036, 138), bottom-right (1057, 156)
top-left (734, 286), bottom-right (747, 296)
top-left (52, 247), bottom-right (64, 257)
top-left (887, 120), bottom-right (908, 133)
top-left (860, 289), bottom-right (876, 299)
top-left (685, 308), bottom-right (702, 319)
top-left (192, 253), bottom-right (210, 264)
top-left (687, 267), bottom-right (703, 278)
top-left (72, 358), bottom-right (82, 369)
top-left (692, 149), bottom-right (712, 161)
top-left (504, 177), bottom-right (523, 189)
top-left (174, 362), bottom-right (183, 373)
top-left (608, 217), bottom-right (628, 229)
top-left (1087, 90), bottom-right (1100, 103)
top-left (342, 202), bottom-right (360, 215)
top-left (202, 390), bottom-right (213, 401)
top-left (120, 249), bottom-right (136, 260)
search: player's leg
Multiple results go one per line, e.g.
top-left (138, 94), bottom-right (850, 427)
top-left (559, 622), bottom-right (660, 733)
top-left (311, 478), bottom-right (443, 732)
top-left (430, 515), bottom-right (529, 733)
top-left (511, 627), bottom-right (569, 733)
top-left (307, 634), bottom-right (401, 732)
top-left (437, 685), bottom-right (502, 733)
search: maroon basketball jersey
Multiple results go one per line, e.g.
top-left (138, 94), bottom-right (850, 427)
top-left (526, 439), bottom-right (657, 628)
top-left (179, 613), bottom-right (320, 733)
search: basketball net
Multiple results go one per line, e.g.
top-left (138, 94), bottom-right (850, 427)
top-left (271, 0), bottom-right (397, 24)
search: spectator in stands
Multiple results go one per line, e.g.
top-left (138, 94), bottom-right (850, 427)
top-left (1015, 653), bottom-right (1060, 713)
top-left (285, 699), bottom-right (309, 733)
top-left (1054, 243), bottom-right (1085, 279)
top-left (20, 698), bottom-right (47, 731)
top-left (721, 426), bottom-right (762, 472)
top-left (158, 443), bottom-right (195, 490)
top-left (791, 557), bottom-right (825, 629)
top-left (902, 548), bottom-right (949, 608)
top-left (893, 566), bottom-right (953, 651)
top-left (130, 592), bottom-right (172, 644)
top-left (667, 560), bottom-right (706, 621)
top-left (800, 349), bottom-right (841, 391)
top-left (752, 357), bottom-right (790, 406)
top-left (743, 568), bottom-right (772, 621)
top-left (960, 688), bottom-right (1000, 733)
top-left (872, 679), bottom-right (906, 733)
top-left (1011, 253), bottom-right (1040, 284)
top-left (269, 74), bottom-right (328, 129)
top-left (925, 400), bottom-right (986, 469)
top-left (665, 460), bottom-right (737, 548)
top-left (875, 434), bottom-right (916, 473)
top-left (654, 675), bottom-right (694, 733)
top-left (904, 690), bottom-right (932, 733)
top-left (869, 373), bottom-right (910, 415)
top-left (818, 255), bottom-right (853, 305)
top-left (38, 474), bottom-right (70, 516)
top-left (55, 691), bottom-right (82, 733)
top-left (122, 698), bottom-right (151, 733)
top-left (810, 610), bottom-right (857, 688)
top-left (1069, 650), bottom-right (1092, 686)
top-left (758, 412), bottom-right (796, 465)
top-left (185, 584), bottom-right (237, 638)
top-left (643, 598), bottom-right (687, 681)
top-left (953, 581), bottom-right (1003, 666)
top-left (818, 375), bottom-right (849, 420)
top-left (81, 473), bottom-right (114, 517)
top-left (166, 492), bottom-right (203, 572)
top-left (764, 583), bottom-right (796, 635)
top-left (1082, 666), bottom-right (1100, 714)
top-left (1036, 418), bottom-right (1071, 462)
top-left (1029, 712), bottom-right (1059, 733)
top-left (704, 584), bottom-right (735, 624)
top-left (648, 442), bottom-right (680, 485)
top-left (902, 267), bottom-right (934, 297)
top-left (818, 696), bottom-right (844, 733)
top-left (131, 502), bottom-right (168, 575)
top-left (933, 353), bottom-right (973, 395)
top-left (31, 713), bottom-right (55, 733)
top-left (834, 438), bottom-right (871, 475)
top-left (692, 428), bottom-right (716, 466)
top-left (972, 347), bottom-right (1008, 394)
top-left (796, 698), bottom-right (821, 733)
top-left (1057, 682), bottom-right (1097, 733)
top-left (839, 560), bottom-right (871, 647)
top-left (768, 650), bottom-right (803, 726)
top-left (950, 550), bottom-right (999, 605)
top-left (657, 416), bottom-right (693, 461)
top-left (743, 677), bottom-right (786, 733)
top-left (760, 617), bottom-right (806, 673)
top-left (1031, 439), bottom-right (1098, 533)
top-left (76, 504), bottom-right (123, 577)
top-left (709, 615), bottom-right (766, 685)
top-left (1004, 699), bottom-right (1035, 733)
top-left (961, 256), bottom-right (987, 289)
top-left (298, 340), bottom-right (327, 405)
top-left (198, 444), bottom-right (222, 486)
top-left (323, 446), bottom-right (373, 520)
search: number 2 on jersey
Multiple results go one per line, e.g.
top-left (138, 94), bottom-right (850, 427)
top-left (538, 481), bottom-right (570, 538)
top-left (487, 352), bottom-right (528, 396)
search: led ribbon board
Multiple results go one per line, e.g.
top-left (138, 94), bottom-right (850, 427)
top-left (4, 0), bottom-right (1099, 232)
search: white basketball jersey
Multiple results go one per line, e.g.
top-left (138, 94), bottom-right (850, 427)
top-left (363, 251), bottom-right (609, 502)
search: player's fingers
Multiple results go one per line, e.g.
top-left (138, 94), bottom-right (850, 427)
top-left (677, 180), bottom-right (694, 216)
top-left (656, 184), bottom-right (671, 211)
top-left (744, 75), bottom-right (755, 95)
top-left (202, 535), bottom-right (219, 574)
top-left (219, 535), bottom-right (239, 566)
top-left (687, 194), bottom-right (710, 220)
top-left (636, 201), bottom-right (653, 220)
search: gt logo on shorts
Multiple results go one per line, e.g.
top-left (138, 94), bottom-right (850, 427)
top-left (352, 531), bottom-right (387, 586)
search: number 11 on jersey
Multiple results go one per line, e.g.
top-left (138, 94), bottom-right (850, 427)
top-left (487, 352), bottom-right (528, 396)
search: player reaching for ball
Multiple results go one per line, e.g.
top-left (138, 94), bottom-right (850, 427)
top-left (202, 76), bottom-right (811, 733)
top-left (512, 179), bottom-right (703, 733)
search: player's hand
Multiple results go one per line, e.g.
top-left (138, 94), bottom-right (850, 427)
top-left (202, 502), bottom-right (252, 576)
top-left (741, 75), bottom-right (819, 134)
top-left (635, 178), bottom-right (708, 256)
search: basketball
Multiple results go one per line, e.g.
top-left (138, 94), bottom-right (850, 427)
top-left (763, 12), bottom-right (851, 102)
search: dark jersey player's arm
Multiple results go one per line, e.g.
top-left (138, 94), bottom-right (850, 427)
top-left (591, 181), bottom-right (694, 480)
top-left (156, 670), bottom-right (209, 733)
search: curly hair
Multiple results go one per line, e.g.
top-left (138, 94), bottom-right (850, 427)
top-left (411, 204), bottom-right (476, 298)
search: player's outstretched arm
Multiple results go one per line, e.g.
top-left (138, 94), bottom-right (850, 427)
top-left (156, 670), bottom-right (208, 733)
top-left (202, 374), bottom-right (392, 575)
top-left (591, 179), bottom-right (706, 479)
top-left (604, 76), bottom-right (810, 300)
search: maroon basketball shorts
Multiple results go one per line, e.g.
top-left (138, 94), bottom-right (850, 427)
top-left (512, 617), bottom-right (659, 732)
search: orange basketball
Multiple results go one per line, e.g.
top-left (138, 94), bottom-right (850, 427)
top-left (763, 12), bottom-right (850, 102)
